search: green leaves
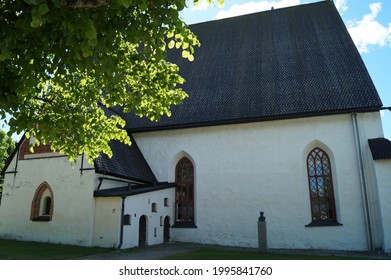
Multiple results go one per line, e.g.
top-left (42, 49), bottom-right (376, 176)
top-left (85, 20), bottom-right (97, 40)
top-left (119, 0), bottom-right (133, 8)
top-left (193, 0), bottom-right (224, 8)
top-left (0, 0), bottom-right (213, 162)
top-left (38, 3), bottom-right (49, 15)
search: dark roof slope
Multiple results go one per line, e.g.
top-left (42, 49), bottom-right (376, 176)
top-left (368, 138), bottom-right (391, 160)
top-left (123, 1), bottom-right (382, 131)
top-left (94, 183), bottom-right (175, 198)
top-left (94, 136), bottom-right (156, 183)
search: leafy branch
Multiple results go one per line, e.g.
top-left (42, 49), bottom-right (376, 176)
top-left (0, 0), bottom-right (223, 162)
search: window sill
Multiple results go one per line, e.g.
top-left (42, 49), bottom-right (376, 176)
top-left (305, 220), bottom-right (343, 227)
top-left (32, 216), bottom-right (51, 222)
top-left (172, 222), bottom-right (197, 228)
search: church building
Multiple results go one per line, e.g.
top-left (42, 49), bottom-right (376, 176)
top-left (1, 1), bottom-right (391, 253)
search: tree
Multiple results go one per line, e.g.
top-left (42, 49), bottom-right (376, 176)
top-left (0, 129), bottom-right (16, 200)
top-left (0, 0), bottom-right (223, 162)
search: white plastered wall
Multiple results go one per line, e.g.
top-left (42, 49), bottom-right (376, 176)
top-left (92, 196), bottom-right (122, 248)
top-left (133, 112), bottom-right (385, 251)
top-left (121, 188), bottom-right (175, 248)
top-left (0, 154), bottom-right (96, 246)
top-left (91, 175), bottom-right (175, 249)
top-left (372, 160), bottom-right (391, 253)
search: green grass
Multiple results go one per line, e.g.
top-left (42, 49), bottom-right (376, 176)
top-left (162, 248), bottom-right (373, 260)
top-left (0, 239), bottom-right (385, 260)
top-left (0, 239), bottom-right (112, 260)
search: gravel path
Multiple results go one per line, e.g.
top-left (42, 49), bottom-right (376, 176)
top-left (75, 242), bottom-right (390, 260)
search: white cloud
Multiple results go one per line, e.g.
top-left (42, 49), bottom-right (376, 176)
top-left (334, 0), bottom-right (348, 14)
top-left (213, 0), bottom-right (300, 20)
top-left (348, 2), bottom-right (391, 53)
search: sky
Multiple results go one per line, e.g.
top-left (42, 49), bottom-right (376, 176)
top-left (179, 0), bottom-right (391, 138)
top-left (1, 0), bottom-right (390, 140)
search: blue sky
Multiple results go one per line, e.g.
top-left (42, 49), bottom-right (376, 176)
top-left (1, 0), bottom-right (390, 140)
top-left (180, 0), bottom-right (391, 138)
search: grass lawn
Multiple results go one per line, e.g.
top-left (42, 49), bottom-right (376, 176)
top-left (0, 239), bottom-right (112, 260)
top-left (0, 239), bottom-right (385, 260)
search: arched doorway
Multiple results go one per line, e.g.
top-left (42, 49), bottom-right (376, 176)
top-left (138, 215), bottom-right (147, 247)
top-left (163, 216), bottom-right (170, 243)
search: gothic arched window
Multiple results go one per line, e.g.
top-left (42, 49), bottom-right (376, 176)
top-left (30, 182), bottom-right (54, 222)
top-left (306, 148), bottom-right (339, 226)
top-left (175, 157), bottom-right (195, 226)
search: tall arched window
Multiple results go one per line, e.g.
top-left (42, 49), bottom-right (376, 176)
top-left (30, 182), bottom-right (54, 222)
top-left (175, 157), bottom-right (195, 226)
top-left (306, 148), bottom-right (339, 226)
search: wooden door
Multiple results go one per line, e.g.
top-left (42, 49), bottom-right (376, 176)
top-left (138, 215), bottom-right (147, 247)
top-left (163, 216), bottom-right (170, 243)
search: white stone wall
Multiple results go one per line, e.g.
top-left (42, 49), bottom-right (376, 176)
top-left (372, 160), bottom-right (391, 253)
top-left (91, 187), bottom-right (174, 249)
top-left (92, 196), bottom-right (122, 248)
top-left (0, 154), bottom-right (96, 247)
top-left (133, 112), bottom-right (385, 251)
top-left (121, 188), bottom-right (175, 248)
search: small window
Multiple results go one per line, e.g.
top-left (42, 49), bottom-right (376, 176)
top-left (152, 203), bottom-right (157, 213)
top-left (42, 197), bottom-right (52, 215)
top-left (164, 198), bottom-right (169, 207)
top-left (124, 214), bottom-right (131, 225)
top-left (31, 182), bottom-right (53, 222)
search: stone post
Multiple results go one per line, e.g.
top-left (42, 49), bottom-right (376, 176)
top-left (258, 211), bottom-right (267, 252)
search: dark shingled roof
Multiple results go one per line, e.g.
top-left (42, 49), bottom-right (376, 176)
top-left (94, 183), bottom-right (175, 198)
top-left (368, 138), bottom-right (391, 160)
top-left (123, 1), bottom-right (382, 131)
top-left (94, 136), bottom-right (156, 183)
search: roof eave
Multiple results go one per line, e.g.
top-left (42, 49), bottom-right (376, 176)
top-left (93, 169), bottom-right (155, 185)
top-left (129, 107), bottom-right (382, 133)
top-left (94, 183), bottom-right (175, 197)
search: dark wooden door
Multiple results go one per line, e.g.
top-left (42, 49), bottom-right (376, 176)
top-left (138, 215), bottom-right (147, 247)
top-left (163, 216), bottom-right (170, 243)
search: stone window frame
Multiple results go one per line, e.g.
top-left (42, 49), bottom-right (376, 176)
top-left (30, 182), bottom-right (54, 222)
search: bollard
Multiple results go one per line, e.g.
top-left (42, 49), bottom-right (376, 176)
top-left (258, 211), bottom-right (267, 252)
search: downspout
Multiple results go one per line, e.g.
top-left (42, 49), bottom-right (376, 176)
top-left (118, 196), bottom-right (126, 249)
top-left (80, 152), bottom-right (84, 175)
top-left (352, 112), bottom-right (373, 251)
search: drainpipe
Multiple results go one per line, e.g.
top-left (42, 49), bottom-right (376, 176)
top-left (118, 196), bottom-right (126, 249)
top-left (352, 112), bottom-right (373, 251)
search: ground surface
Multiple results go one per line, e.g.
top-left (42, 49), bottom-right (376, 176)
top-left (75, 242), bottom-right (391, 260)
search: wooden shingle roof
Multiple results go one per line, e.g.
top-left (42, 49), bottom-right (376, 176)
top-left (123, 1), bottom-right (382, 132)
top-left (94, 136), bottom-right (156, 184)
top-left (368, 138), bottom-right (391, 160)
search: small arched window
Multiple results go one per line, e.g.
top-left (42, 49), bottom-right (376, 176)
top-left (175, 157), bottom-right (195, 226)
top-left (31, 182), bottom-right (54, 222)
top-left (306, 148), bottom-right (340, 226)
